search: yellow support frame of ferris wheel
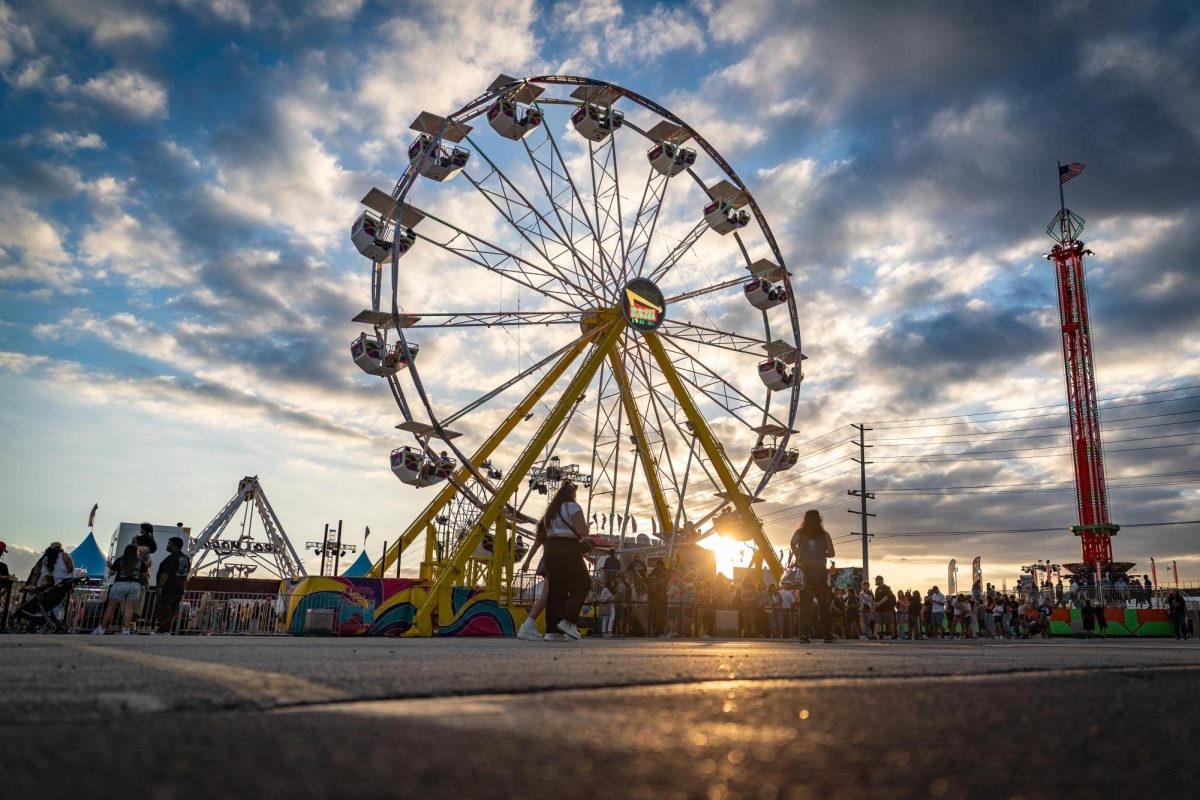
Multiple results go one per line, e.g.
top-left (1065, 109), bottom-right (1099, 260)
top-left (606, 344), bottom-right (674, 539)
top-left (410, 318), bottom-right (626, 635)
top-left (366, 329), bottom-right (599, 579)
top-left (642, 331), bottom-right (784, 584)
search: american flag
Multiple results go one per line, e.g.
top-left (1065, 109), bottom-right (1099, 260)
top-left (1059, 162), bottom-right (1085, 184)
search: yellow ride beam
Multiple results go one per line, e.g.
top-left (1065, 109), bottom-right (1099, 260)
top-left (642, 331), bottom-right (784, 584)
top-left (607, 346), bottom-right (673, 537)
top-left (368, 333), bottom-right (596, 578)
top-left (411, 319), bottom-right (626, 634)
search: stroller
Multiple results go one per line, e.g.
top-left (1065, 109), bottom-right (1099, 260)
top-left (13, 574), bottom-right (82, 633)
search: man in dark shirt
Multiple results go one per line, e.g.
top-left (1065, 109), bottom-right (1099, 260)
top-left (152, 537), bottom-right (191, 635)
top-left (0, 540), bottom-right (9, 577)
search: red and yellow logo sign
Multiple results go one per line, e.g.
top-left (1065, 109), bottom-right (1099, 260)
top-left (621, 278), bottom-right (666, 332)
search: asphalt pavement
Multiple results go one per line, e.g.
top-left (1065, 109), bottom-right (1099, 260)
top-left (2, 635), bottom-right (1197, 798)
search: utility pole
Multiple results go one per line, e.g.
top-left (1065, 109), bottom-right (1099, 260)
top-left (848, 423), bottom-right (876, 582)
top-left (332, 520), bottom-right (344, 576)
top-left (319, 524), bottom-right (330, 577)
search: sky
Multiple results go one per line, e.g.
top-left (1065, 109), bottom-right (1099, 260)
top-left (0, 0), bottom-right (1197, 590)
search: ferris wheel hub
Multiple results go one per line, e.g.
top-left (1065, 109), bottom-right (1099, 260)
top-left (620, 277), bottom-right (667, 333)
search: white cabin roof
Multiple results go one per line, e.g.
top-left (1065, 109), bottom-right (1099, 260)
top-left (570, 84), bottom-right (622, 107)
top-left (745, 258), bottom-right (789, 282)
top-left (707, 180), bottom-right (749, 208)
top-left (488, 74), bottom-right (545, 104)
top-left (409, 112), bottom-right (472, 142)
top-left (645, 120), bottom-right (691, 144)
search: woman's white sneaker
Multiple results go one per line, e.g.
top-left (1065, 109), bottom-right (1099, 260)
top-left (516, 619), bottom-right (542, 641)
top-left (556, 620), bottom-right (582, 640)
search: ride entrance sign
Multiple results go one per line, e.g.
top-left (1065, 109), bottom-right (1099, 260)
top-left (621, 278), bottom-right (666, 333)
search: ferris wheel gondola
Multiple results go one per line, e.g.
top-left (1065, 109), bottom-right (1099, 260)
top-left (348, 74), bottom-right (806, 635)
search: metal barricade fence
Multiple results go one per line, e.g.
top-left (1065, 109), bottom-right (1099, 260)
top-left (56, 585), bottom-right (286, 635)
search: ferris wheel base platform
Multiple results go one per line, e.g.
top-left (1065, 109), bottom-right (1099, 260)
top-left (280, 576), bottom-right (530, 637)
top-left (1050, 607), bottom-right (1172, 637)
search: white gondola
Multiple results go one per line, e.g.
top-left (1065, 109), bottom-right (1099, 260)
top-left (351, 333), bottom-right (386, 375)
top-left (415, 451), bottom-right (456, 487)
top-left (647, 141), bottom-right (696, 177)
top-left (390, 447), bottom-right (424, 485)
top-left (758, 358), bottom-right (794, 391)
top-left (571, 104), bottom-right (624, 142)
top-left (381, 341), bottom-right (419, 375)
top-left (713, 508), bottom-right (751, 541)
top-left (743, 277), bottom-right (786, 310)
top-left (703, 199), bottom-right (750, 234)
top-left (752, 446), bottom-right (799, 471)
top-left (352, 334), bottom-right (419, 377)
top-left (487, 97), bottom-right (543, 140)
top-left (350, 211), bottom-right (393, 262)
top-left (408, 134), bottom-right (470, 182)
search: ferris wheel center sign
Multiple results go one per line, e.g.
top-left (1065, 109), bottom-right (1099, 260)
top-left (620, 278), bottom-right (666, 332)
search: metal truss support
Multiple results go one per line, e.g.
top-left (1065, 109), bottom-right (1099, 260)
top-left (643, 332), bottom-right (784, 584)
top-left (607, 348), bottom-right (673, 537)
top-left (588, 137), bottom-right (627, 290)
top-left (626, 170), bottom-right (669, 278)
top-left (410, 319), bottom-right (626, 634)
top-left (368, 332), bottom-right (595, 578)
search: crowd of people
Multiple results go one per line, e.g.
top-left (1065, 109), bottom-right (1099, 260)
top-left (509, 492), bottom-right (1195, 643)
top-left (1, 523), bottom-right (192, 635)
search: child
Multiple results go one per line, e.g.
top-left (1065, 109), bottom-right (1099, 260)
top-left (598, 581), bottom-right (615, 638)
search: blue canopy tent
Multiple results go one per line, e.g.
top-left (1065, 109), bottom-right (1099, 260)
top-left (70, 532), bottom-right (108, 579)
top-left (340, 551), bottom-right (373, 578)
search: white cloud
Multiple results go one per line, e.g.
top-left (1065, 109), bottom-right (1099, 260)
top-left (21, 129), bottom-right (106, 152)
top-left (311, 0), bottom-right (363, 19)
top-left (0, 191), bottom-right (81, 288)
top-left (551, 0), bottom-right (706, 70)
top-left (0, 350), bottom-right (49, 374)
top-left (0, 1), bottom-right (33, 67)
top-left (90, 12), bottom-right (166, 47)
top-left (80, 68), bottom-right (168, 119)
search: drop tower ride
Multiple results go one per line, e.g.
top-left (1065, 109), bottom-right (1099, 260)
top-left (1045, 162), bottom-right (1119, 572)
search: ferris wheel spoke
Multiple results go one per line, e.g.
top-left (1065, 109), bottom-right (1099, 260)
top-left (442, 327), bottom-right (600, 426)
top-left (523, 113), bottom-right (619, 300)
top-left (627, 354), bottom-right (729, 519)
top-left (665, 274), bottom-right (745, 305)
top-left (462, 136), bottom-right (607, 302)
top-left (660, 319), bottom-right (773, 357)
top-left (656, 335), bottom-right (786, 432)
top-left (395, 310), bottom-right (583, 329)
top-left (587, 353), bottom-right (625, 526)
top-left (588, 136), bottom-right (628, 287)
top-left (626, 168), bottom-right (670, 279)
top-left (409, 204), bottom-right (589, 310)
top-left (646, 220), bottom-right (709, 285)
top-left (625, 343), bottom-right (687, 522)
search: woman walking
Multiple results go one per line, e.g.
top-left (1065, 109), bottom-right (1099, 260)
top-left (93, 544), bottom-right (146, 634)
top-left (516, 519), bottom-right (550, 641)
top-left (540, 482), bottom-right (591, 641)
top-left (1166, 590), bottom-right (1187, 639)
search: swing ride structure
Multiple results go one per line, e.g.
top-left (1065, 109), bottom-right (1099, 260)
top-left (350, 75), bottom-right (805, 636)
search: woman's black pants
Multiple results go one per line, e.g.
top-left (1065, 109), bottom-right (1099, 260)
top-left (544, 538), bottom-right (590, 632)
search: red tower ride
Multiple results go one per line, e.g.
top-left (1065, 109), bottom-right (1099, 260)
top-left (1046, 163), bottom-right (1119, 569)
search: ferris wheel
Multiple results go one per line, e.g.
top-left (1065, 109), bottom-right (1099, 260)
top-left (349, 75), bottom-right (805, 633)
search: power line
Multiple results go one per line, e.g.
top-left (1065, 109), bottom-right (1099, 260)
top-left (865, 384), bottom-right (1200, 426)
top-left (872, 439), bottom-right (1197, 463)
top-left (866, 392), bottom-right (1200, 431)
top-left (864, 519), bottom-right (1199, 539)
top-left (874, 469), bottom-right (1200, 492)
top-left (870, 411), bottom-right (1200, 445)
top-left (871, 430), bottom-right (1200, 459)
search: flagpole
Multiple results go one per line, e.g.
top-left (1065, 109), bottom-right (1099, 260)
top-left (1057, 161), bottom-right (1066, 214)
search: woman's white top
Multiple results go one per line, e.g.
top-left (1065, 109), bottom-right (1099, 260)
top-left (547, 501), bottom-right (583, 538)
